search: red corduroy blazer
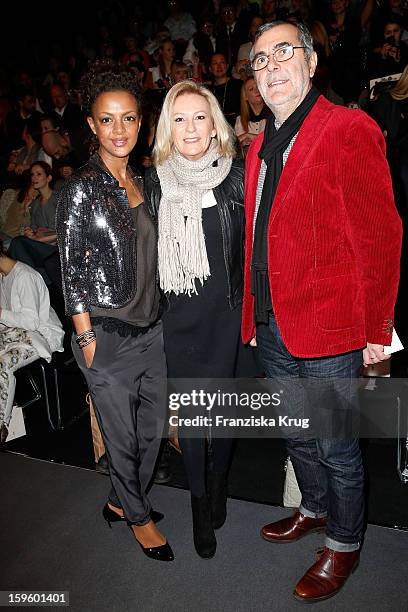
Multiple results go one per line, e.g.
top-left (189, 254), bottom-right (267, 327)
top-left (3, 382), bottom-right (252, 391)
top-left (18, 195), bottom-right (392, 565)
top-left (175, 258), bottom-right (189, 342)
top-left (242, 95), bottom-right (402, 358)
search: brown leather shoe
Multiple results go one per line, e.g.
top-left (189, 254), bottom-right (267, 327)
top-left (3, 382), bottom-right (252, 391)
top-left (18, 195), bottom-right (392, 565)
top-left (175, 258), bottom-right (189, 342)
top-left (294, 547), bottom-right (360, 602)
top-left (261, 511), bottom-right (327, 543)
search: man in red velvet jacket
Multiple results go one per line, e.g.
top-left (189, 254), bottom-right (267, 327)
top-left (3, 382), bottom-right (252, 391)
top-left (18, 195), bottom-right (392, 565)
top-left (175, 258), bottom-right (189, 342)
top-left (243, 21), bottom-right (402, 602)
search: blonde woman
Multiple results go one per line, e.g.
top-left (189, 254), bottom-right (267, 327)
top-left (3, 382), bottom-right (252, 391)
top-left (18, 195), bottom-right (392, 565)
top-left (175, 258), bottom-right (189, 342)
top-left (148, 39), bottom-right (176, 90)
top-left (144, 81), bottom-right (245, 559)
top-left (234, 76), bottom-right (270, 154)
top-left (371, 65), bottom-right (408, 213)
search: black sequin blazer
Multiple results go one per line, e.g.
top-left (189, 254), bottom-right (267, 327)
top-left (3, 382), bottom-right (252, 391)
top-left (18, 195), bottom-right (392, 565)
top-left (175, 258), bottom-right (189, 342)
top-left (56, 153), bottom-right (147, 317)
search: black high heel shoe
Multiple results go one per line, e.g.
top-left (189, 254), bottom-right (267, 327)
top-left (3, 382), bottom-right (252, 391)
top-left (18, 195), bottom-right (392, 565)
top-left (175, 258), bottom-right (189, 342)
top-left (102, 504), bottom-right (164, 527)
top-left (130, 525), bottom-right (175, 562)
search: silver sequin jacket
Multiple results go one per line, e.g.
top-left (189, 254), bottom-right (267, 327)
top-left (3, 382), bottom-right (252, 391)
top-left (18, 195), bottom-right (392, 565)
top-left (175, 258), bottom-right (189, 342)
top-left (56, 153), bottom-right (145, 316)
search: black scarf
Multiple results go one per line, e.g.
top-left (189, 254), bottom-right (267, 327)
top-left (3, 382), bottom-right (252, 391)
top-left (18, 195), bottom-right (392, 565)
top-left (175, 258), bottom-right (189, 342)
top-left (251, 87), bottom-right (320, 324)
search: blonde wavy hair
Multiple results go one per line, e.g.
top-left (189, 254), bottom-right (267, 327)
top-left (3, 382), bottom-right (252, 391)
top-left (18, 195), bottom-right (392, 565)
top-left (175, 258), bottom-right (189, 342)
top-left (391, 65), bottom-right (408, 101)
top-left (153, 80), bottom-right (236, 165)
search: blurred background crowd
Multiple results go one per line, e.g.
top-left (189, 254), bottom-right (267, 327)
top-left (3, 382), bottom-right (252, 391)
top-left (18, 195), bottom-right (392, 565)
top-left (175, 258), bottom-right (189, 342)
top-left (0, 0), bottom-right (407, 276)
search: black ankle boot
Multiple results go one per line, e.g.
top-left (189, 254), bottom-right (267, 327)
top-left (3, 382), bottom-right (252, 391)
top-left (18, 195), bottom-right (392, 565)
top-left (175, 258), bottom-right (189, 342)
top-left (208, 470), bottom-right (228, 529)
top-left (191, 494), bottom-right (216, 558)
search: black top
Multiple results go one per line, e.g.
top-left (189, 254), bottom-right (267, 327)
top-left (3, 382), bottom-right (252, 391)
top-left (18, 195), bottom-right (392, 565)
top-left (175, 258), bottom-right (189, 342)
top-left (163, 205), bottom-right (242, 378)
top-left (210, 78), bottom-right (242, 126)
top-left (91, 202), bottom-right (160, 328)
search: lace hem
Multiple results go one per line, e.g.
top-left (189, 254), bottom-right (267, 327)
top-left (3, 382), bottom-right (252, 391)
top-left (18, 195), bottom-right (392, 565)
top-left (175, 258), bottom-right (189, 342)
top-left (91, 316), bottom-right (156, 337)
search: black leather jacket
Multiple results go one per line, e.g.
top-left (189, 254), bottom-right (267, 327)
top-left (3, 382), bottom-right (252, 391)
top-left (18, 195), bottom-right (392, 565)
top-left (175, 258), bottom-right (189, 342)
top-left (144, 158), bottom-right (245, 310)
top-left (56, 153), bottom-right (146, 316)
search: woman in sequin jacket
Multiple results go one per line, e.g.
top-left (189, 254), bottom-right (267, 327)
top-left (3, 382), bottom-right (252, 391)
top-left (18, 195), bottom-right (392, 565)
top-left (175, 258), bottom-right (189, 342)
top-left (56, 64), bottom-right (174, 563)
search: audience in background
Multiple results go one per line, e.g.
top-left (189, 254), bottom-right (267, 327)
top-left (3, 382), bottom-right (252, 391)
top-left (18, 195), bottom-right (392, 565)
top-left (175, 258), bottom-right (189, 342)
top-left (148, 39), bottom-right (177, 89)
top-left (0, 0), bottom-right (406, 370)
top-left (7, 116), bottom-right (45, 179)
top-left (0, 177), bottom-right (35, 246)
top-left (234, 76), bottom-right (271, 155)
top-left (7, 161), bottom-right (58, 284)
top-left (369, 18), bottom-right (408, 77)
top-left (183, 16), bottom-right (217, 79)
top-left (209, 52), bottom-right (242, 125)
top-left (164, 0), bottom-right (196, 55)
top-left (216, 2), bottom-right (248, 65)
top-left (3, 89), bottom-right (42, 153)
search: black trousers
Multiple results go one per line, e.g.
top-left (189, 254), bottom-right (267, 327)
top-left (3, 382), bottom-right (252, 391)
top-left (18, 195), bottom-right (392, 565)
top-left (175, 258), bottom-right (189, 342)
top-left (8, 236), bottom-right (58, 285)
top-left (73, 321), bottom-right (167, 524)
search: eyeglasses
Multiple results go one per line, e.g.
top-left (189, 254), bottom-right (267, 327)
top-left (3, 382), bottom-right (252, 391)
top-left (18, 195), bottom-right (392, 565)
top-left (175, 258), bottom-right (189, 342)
top-left (250, 44), bottom-right (306, 71)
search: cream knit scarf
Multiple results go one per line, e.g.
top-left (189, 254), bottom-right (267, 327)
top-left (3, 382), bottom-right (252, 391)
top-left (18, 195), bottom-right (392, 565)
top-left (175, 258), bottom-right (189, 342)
top-left (157, 141), bottom-right (232, 295)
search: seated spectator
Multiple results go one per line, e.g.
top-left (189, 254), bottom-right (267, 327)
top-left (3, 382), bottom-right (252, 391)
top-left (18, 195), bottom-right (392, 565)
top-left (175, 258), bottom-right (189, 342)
top-left (170, 61), bottom-right (190, 84)
top-left (216, 2), bottom-right (248, 66)
top-left (183, 17), bottom-right (216, 79)
top-left (370, 64), bottom-right (408, 217)
top-left (55, 68), bottom-right (81, 106)
top-left (53, 158), bottom-right (75, 183)
top-left (128, 61), bottom-right (147, 89)
top-left (144, 24), bottom-right (171, 57)
top-left (41, 130), bottom-right (82, 168)
top-left (0, 239), bottom-right (64, 444)
top-left (288, 0), bottom-right (331, 60)
top-left (260, 0), bottom-right (287, 22)
top-left (23, 162), bottom-right (57, 241)
top-left (97, 41), bottom-right (117, 62)
top-left (164, 0), bottom-right (196, 55)
top-left (119, 35), bottom-right (150, 69)
top-left (40, 113), bottom-right (63, 135)
top-left (0, 177), bottom-right (36, 246)
top-left (49, 84), bottom-right (83, 136)
top-left (371, 0), bottom-right (408, 46)
top-left (234, 15), bottom-right (264, 80)
top-left (42, 56), bottom-right (63, 90)
top-left (324, 0), bottom-right (363, 104)
top-left (4, 88), bottom-right (43, 154)
top-left (369, 18), bottom-right (408, 78)
top-left (148, 39), bottom-right (176, 89)
top-left (13, 71), bottom-right (44, 113)
top-left (130, 90), bottom-right (163, 173)
top-left (209, 52), bottom-right (242, 125)
top-left (7, 116), bottom-right (45, 178)
top-left (48, 83), bottom-right (88, 163)
top-left (8, 162), bottom-right (58, 284)
top-left (234, 76), bottom-right (271, 155)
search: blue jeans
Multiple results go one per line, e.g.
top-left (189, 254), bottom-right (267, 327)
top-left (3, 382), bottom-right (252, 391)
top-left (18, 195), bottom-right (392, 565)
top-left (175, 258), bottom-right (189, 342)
top-left (256, 314), bottom-right (364, 552)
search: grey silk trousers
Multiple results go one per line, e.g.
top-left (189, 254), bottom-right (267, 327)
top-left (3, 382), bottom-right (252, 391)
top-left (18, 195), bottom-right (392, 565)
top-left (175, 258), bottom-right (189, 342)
top-left (72, 321), bottom-right (167, 524)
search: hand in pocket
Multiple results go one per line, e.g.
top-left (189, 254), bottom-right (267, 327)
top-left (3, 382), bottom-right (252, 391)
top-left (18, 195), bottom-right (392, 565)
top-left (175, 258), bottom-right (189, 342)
top-left (83, 341), bottom-right (96, 368)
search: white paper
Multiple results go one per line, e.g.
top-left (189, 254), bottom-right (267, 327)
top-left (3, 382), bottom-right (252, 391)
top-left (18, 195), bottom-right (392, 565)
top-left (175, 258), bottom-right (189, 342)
top-left (6, 405), bottom-right (26, 441)
top-left (384, 329), bottom-right (404, 355)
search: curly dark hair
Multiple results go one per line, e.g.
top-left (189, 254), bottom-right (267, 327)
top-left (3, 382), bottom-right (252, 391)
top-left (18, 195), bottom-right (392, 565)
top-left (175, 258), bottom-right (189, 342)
top-left (79, 61), bottom-right (142, 116)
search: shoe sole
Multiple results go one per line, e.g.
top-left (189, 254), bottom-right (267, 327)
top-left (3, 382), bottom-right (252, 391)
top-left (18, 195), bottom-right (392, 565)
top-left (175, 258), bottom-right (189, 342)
top-left (261, 526), bottom-right (326, 543)
top-left (292, 560), bottom-right (360, 603)
top-left (196, 549), bottom-right (216, 559)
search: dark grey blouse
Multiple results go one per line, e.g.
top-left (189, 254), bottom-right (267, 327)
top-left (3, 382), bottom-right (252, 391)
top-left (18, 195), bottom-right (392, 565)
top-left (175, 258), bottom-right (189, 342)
top-left (30, 192), bottom-right (57, 231)
top-left (91, 202), bottom-right (160, 328)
